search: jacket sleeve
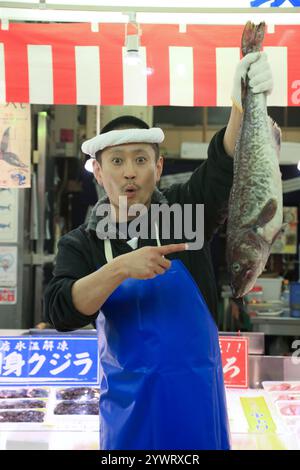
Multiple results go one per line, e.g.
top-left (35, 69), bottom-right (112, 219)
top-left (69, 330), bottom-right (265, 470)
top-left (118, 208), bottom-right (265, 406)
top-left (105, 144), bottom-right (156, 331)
top-left (162, 127), bottom-right (233, 241)
top-left (44, 233), bottom-right (99, 332)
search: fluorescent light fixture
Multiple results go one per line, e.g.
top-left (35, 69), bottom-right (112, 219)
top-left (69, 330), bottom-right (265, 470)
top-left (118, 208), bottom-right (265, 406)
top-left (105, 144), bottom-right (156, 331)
top-left (280, 142), bottom-right (300, 165)
top-left (136, 12), bottom-right (300, 25)
top-left (84, 158), bottom-right (94, 173)
top-left (3, 0), bottom-right (40, 3)
top-left (1, 9), bottom-right (300, 25)
top-left (45, 0), bottom-right (259, 7)
top-left (0, 8), bottom-right (128, 23)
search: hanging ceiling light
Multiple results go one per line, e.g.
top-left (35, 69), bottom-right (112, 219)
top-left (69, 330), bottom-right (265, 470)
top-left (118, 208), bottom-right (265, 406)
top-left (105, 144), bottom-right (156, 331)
top-left (125, 33), bottom-right (141, 65)
top-left (124, 13), bottom-right (142, 66)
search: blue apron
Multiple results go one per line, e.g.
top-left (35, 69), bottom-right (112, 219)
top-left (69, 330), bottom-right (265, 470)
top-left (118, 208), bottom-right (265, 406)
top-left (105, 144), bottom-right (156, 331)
top-left (96, 236), bottom-right (230, 450)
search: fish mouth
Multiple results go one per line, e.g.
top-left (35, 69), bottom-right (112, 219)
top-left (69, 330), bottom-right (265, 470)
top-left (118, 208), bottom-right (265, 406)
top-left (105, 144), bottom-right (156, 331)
top-left (231, 283), bottom-right (248, 299)
top-left (231, 287), bottom-right (243, 299)
top-left (231, 281), bottom-right (256, 299)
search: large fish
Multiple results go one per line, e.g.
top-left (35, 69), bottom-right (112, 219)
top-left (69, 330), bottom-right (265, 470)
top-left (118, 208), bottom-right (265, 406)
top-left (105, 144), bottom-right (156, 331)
top-left (226, 21), bottom-right (283, 298)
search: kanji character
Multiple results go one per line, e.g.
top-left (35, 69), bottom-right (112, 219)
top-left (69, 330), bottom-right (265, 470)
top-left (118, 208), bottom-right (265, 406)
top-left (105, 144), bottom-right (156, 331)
top-left (43, 340), bottom-right (54, 352)
top-left (2, 351), bottom-right (25, 376)
top-left (50, 353), bottom-right (72, 375)
top-left (0, 340), bottom-right (10, 352)
top-left (73, 352), bottom-right (93, 375)
top-left (29, 341), bottom-right (40, 351)
top-left (15, 341), bottom-right (26, 352)
top-left (28, 352), bottom-right (47, 375)
top-left (57, 341), bottom-right (69, 352)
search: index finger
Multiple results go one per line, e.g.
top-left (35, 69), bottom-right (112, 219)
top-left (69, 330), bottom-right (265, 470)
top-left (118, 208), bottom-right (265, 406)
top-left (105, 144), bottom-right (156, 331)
top-left (156, 243), bottom-right (188, 256)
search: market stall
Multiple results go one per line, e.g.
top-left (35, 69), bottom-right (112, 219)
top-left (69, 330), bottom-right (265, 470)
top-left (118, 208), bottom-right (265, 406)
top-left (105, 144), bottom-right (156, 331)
top-left (0, 0), bottom-right (300, 451)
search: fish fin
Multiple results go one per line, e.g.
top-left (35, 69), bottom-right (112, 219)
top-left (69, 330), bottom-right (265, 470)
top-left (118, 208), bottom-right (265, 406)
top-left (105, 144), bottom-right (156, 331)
top-left (269, 116), bottom-right (281, 159)
top-left (241, 77), bottom-right (248, 110)
top-left (271, 223), bottom-right (288, 245)
top-left (255, 198), bottom-right (278, 228)
top-left (241, 21), bottom-right (265, 57)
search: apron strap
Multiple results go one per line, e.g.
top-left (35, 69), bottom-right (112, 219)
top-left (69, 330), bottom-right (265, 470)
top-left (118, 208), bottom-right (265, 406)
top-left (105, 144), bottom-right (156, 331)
top-left (104, 238), bottom-right (114, 263)
top-left (104, 222), bottom-right (161, 263)
top-left (155, 221), bottom-right (161, 247)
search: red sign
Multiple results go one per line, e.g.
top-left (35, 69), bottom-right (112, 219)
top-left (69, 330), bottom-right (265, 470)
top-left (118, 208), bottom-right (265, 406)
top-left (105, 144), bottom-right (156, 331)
top-left (219, 336), bottom-right (249, 389)
top-left (60, 129), bottom-right (74, 143)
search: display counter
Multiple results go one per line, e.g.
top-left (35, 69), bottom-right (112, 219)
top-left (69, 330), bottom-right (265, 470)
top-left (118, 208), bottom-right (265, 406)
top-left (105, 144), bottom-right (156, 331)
top-left (251, 316), bottom-right (300, 336)
top-left (0, 329), bottom-right (299, 450)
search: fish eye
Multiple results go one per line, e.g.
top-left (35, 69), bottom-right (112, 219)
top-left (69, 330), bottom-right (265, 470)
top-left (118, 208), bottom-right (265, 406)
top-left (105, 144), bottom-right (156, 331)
top-left (232, 262), bottom-right (241, 273)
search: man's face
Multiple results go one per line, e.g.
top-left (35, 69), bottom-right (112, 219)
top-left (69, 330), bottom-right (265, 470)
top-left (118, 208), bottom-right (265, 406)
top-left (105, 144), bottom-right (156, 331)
top-left (93, 143), bottom-right (163, 221)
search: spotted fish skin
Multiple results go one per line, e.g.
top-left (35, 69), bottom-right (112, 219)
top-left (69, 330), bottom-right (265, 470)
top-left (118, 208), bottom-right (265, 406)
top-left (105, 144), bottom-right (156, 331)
top-left (226, 22), bottom-right (283, 298)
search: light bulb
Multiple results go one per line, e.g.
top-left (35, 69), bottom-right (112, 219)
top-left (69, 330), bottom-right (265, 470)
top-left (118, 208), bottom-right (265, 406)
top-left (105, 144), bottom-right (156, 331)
top-left (124, 50), bottom-right (142, 65)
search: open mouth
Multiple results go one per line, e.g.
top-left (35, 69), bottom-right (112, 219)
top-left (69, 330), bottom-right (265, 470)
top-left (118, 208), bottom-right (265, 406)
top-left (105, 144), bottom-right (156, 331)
top-left (124, 187), bottom-right (139, 197)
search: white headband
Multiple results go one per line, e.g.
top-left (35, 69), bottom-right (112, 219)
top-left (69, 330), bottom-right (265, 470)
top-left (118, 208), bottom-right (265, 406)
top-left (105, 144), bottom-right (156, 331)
top-left (81, 127), bottom-right (165, 159)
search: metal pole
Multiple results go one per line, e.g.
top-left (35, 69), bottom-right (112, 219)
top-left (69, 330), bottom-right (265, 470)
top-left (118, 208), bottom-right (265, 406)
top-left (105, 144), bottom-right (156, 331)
top-left (96, 105), bottom-right (101, 135)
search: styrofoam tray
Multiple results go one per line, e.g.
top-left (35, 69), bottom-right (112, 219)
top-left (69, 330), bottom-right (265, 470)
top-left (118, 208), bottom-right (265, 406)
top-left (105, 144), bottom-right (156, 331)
top-left (276, 400), bottom-right (300, 420)
top-left (263, 381), bottom-right (300, 392)
top-left (256, 310), bottom-right (283, 317)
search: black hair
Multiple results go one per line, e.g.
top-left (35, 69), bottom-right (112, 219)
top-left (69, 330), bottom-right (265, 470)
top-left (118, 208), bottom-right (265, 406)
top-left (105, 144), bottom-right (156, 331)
top-left (95, 115), bottom-right (160, 163)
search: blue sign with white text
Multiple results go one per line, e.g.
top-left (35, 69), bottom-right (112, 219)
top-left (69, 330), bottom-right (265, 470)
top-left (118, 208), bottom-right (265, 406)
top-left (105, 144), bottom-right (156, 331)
top-left (0, 336), bottom-right (99, 386)
top-left (250, 0), bottom-right (300, 6)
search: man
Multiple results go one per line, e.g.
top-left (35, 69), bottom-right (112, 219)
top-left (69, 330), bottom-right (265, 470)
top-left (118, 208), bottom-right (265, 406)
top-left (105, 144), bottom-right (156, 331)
top-left (45, 52), bottom-right (273, 450)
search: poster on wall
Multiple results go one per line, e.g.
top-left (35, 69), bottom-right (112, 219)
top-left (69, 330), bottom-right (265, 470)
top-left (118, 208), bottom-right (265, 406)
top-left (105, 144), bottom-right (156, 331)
top-left (0, 188), bottom-right (18, 242)
top-left (0, 246), bottom-right (17, 287)
top-left (0, 287), bottom-right (17, 305)
top-left (0, 103), bottom-right (31, 188)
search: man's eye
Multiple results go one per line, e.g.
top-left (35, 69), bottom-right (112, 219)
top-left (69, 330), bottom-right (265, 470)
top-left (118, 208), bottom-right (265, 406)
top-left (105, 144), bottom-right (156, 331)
top-left (136, 157), bottom-right (146, 163)
top-left (112, 158), bottom-right (122, 165)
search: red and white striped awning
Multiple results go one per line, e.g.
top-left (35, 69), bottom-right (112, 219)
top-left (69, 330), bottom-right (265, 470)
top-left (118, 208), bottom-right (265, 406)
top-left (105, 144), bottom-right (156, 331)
top-left (0, 23), bottom-right (299, 106)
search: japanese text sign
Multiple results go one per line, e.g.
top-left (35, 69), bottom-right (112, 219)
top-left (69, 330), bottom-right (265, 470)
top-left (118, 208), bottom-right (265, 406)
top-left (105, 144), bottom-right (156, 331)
top-left (219, 336), bottom-right (249, 389)
top-left (0, 336), bottom-right (99, 386)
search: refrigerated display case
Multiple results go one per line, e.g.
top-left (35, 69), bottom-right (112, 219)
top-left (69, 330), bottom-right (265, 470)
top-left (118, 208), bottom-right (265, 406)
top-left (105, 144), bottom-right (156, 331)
top-left (0, 329), bottom-right (299, 450)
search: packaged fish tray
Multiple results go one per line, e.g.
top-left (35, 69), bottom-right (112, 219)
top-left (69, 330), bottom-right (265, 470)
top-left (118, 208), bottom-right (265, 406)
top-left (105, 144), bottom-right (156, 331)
top-left (55, 386), bottom-right (99, 401)
top-left (0, 387), bottom-right (50, 399)
top-left (53, 399), bottom-right (99, 416)
top-left (0, 398), bottom-right (47, 410)
top-left (262, 381), bottom-right (300, 392)
top-left (276, 400), bottom-right (300, 427)
top-left (0, 409), bottom-right (46, 423)
top-left (267, 392), bottom-right (300, 403)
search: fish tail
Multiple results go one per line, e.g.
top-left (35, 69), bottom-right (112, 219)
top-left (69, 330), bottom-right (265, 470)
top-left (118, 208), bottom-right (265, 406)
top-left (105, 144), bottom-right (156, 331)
top-left (241, 21), bottom-right (265, 57)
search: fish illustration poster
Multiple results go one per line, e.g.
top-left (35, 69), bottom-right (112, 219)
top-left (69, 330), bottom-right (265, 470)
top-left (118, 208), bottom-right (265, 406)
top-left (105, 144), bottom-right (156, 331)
top-left (0, 103), bottom-right (31, 188)
top-left (0, 189), bottom-right (18, 242)
top-left (0, 246), bottom-right (17, 287)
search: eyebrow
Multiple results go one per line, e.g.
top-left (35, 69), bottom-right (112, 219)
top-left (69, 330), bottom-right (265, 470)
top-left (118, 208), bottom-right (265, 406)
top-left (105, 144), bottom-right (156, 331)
top-left (107, 147), bottom-right (152, 156)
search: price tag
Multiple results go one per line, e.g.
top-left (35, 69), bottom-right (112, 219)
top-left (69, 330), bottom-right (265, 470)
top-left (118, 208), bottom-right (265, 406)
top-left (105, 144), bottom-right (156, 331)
top-left (219, 336), bottom-right (249, 389)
